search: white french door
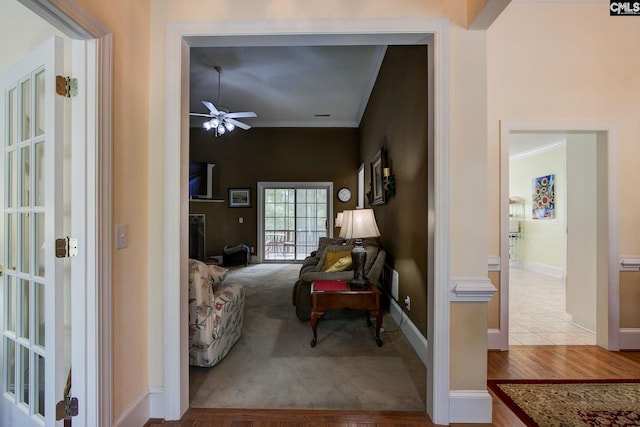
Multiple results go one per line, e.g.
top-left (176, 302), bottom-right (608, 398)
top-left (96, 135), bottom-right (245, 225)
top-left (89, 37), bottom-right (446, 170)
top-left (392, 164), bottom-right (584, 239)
top-left (0, 36), bottom-right (67, 427)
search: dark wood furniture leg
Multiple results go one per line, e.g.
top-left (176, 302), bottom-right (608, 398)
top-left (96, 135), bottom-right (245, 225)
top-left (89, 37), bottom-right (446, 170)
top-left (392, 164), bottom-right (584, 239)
top-left (374, 310), bottom-right (383, 347)
top-left (310, 311), bottom-right (319, 347)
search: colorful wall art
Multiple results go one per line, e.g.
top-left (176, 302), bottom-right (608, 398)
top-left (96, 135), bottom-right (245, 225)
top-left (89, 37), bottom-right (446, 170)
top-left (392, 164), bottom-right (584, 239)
top-left (532, 174), bottom-right (555, 219)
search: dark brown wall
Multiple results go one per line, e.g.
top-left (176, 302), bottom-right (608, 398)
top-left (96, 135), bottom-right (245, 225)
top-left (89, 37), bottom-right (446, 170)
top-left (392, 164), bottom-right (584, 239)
top-left (189, 127), bottom-right (360, 256)
top-left (359, 46), bottom-right (429, 336)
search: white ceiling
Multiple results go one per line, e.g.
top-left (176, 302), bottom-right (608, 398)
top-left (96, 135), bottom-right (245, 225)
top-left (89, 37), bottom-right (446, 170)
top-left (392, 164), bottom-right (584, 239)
top-left (189, 45), bottom-right (387, 129)
top-left (510, 133), bottom-right (567, 158)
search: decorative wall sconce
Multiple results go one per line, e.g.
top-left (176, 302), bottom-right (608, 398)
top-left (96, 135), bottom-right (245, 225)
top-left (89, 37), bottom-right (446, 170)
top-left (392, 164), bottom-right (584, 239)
top-left (383, 167), bottom-right (396, 199)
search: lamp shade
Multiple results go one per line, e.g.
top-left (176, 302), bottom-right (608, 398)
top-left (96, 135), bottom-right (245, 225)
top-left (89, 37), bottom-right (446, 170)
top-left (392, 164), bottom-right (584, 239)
top-left (339, 209), bottom-right (380, 239)
top-left (335, 212), bottom-right (343, 228)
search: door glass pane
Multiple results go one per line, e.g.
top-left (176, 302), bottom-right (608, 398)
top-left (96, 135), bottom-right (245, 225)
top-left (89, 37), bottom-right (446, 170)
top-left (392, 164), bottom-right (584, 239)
top-left (19, 345), bottom-right (29, 405)
top-left (34, 213), bottom-right (45, 276)
top-left (35, 283), bottom-right (45, 347)
top-left (8, 87), bottom-right (17, 146)
top-left (8, 212), bottom-right (16, 269)
top-left (4, 338), bottom-right (16, 396)
top-left (20, 145), bottom-right (30, 207)
top-left (35, 354), bottom-right (45, 417)
top-left (263, 186), bottom-right (328, 261)
top-left (34, 70), bottom-right (45, 137)
top-left (7, 150), bottom-right (17, 207)
top-left (19, 280), bottom-right (30, 340)
top-left (21, 213), bottom-right (30, 273)
top-left (21, 78), bottom-right (30, 141)
top-left (34, 141), bottom-right (44, 206)
top-left (6, 276), bottom-right (16, 332)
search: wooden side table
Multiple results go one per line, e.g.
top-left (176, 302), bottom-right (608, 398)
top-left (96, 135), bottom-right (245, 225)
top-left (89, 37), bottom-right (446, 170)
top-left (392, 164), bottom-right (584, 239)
top-left (310, 281), bottom-right (383, 347)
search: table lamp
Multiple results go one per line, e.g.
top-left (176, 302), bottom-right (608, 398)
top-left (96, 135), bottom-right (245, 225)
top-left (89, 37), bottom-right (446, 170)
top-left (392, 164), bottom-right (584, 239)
top-left (339, 209), bottom-right (381, 288)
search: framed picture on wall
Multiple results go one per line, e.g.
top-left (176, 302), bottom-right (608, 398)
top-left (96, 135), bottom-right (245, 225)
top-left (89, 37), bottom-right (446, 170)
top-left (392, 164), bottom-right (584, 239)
top-left (228, 188), bottom-right (251, 208)
top-left (370, 148), bottom-right (386, 206)
top-left (532, 174), bottom-right (555, 219)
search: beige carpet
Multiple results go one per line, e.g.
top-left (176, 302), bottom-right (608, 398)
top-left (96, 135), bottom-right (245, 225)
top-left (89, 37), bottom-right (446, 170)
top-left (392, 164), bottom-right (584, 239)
top-left (189, 263), bottom-right (426, 411)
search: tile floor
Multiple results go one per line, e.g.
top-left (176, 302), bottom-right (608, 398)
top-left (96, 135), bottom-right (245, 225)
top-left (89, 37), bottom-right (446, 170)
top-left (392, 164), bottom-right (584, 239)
top-left (509, 267), bottom-right (596, 346)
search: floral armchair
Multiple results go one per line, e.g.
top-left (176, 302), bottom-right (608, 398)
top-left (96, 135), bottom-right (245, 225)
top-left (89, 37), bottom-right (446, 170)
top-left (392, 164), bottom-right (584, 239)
top-left (188, 259), bottom-right (245, 367)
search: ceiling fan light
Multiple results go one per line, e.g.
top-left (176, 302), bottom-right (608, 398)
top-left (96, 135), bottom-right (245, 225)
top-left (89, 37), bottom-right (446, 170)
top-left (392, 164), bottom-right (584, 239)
top-left (211, 118), bottom-right (220, 127)
top-left (217, 124), bottom-right (226, 135)
top-left (224, 122), bottom-right (235, 132)
top-left (202, 121), bottom-right (212, 131)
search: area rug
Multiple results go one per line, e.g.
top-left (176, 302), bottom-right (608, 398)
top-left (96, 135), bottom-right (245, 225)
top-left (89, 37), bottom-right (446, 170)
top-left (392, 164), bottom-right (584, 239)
top-left (488, 379), bottom-right (640, 426)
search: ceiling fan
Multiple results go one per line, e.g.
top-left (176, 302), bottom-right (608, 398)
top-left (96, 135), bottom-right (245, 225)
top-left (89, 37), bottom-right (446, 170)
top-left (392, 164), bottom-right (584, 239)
top-left (189, 65), bottom-right (257, 137)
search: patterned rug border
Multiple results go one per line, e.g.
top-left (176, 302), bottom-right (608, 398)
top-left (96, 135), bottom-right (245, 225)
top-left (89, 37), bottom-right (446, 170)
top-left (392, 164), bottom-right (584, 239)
top-left (487, 379), bottom-right (640, 427)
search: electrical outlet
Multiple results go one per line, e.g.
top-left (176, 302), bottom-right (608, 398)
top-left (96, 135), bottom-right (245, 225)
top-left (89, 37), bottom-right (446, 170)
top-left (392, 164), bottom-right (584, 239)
top-left (251, 246), bottom-right (255, 254)
top-left (404, 295), bottom-right (411, 311)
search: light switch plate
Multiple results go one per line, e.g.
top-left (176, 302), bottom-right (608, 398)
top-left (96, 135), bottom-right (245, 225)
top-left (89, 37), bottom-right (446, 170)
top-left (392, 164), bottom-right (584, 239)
top-left (116, 224), bottom-right (128, 249)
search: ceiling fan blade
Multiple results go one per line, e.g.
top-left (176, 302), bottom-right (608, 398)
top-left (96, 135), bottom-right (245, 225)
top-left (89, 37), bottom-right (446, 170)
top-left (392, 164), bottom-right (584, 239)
top-left (201, 100), bottom-right (219, 115)
top-left (226, 111), bottom-right (257, 119)
top-left (225, 118), bottom-right (251, 130)
top-left (189, 113), bottom-right (212, 117)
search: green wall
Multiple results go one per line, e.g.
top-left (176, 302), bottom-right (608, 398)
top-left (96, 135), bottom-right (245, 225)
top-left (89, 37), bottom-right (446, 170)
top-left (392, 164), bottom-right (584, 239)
top-left (509, 145), bottom-right (566, 270)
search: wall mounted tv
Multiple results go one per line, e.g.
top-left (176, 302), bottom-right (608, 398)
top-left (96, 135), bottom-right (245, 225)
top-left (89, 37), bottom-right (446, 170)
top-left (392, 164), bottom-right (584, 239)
top-left (189, 161), bottom-right (215, 199)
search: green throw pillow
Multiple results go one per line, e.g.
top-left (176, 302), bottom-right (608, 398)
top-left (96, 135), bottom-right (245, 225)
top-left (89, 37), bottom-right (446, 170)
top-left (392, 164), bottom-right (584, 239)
top-left (321, 249), bottom-right (352, 272)
top-left (323, 255), bottom-right (353, 272)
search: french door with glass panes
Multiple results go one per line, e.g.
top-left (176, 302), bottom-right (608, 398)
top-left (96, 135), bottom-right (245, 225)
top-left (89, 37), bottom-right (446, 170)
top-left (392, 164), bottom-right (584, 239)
top-left (0, 36), bottom-right (67, 427)
top-left (259, 183), bottom-right (333, 262)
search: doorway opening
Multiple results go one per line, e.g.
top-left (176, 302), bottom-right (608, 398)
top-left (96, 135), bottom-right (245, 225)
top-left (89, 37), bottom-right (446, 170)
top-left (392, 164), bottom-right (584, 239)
top-left (498, 122), bottom-right (619, 352)
top-left (164, 18), bottom-right (451, 424)
top-left (508, 133), bottom-right (595, 346)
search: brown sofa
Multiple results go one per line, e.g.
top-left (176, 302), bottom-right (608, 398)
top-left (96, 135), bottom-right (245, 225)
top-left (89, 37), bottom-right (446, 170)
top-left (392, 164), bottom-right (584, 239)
top-left (291, 237), bottom-right (386, 320)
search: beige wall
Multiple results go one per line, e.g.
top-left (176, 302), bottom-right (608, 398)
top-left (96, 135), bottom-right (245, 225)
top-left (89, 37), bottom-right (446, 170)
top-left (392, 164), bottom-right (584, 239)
top-left (487, 271), bottom-right (500, 329)
top-left (74, 0), bottom-right (152, 419)
top-left (487, 2), bottom-right (640, 256)
top-left (0, 0), bottom-right (67, 70)
top-left (487, 2), bottom-right (640, 350)
top-left (620, 272), bottom-right (640, 328)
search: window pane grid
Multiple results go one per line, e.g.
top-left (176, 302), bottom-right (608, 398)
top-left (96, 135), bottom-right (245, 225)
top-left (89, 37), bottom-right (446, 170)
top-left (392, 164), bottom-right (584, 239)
top-left (264, 186), bottom-right (328, 261)
top-left (2, 67), bottom-right (46, 417)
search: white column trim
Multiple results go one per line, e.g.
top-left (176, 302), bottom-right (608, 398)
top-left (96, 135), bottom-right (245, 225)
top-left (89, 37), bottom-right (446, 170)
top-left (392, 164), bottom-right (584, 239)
top-left (619, 256), bottom-right (640, 271)
top-left (450, 278), bottom-right (497, 302)
top-left (488, 256), bottom-right (500, 271)
top-left (449, 390), bottom-right (493, 424)
top-left (620, 329), bottom-right (640, 350)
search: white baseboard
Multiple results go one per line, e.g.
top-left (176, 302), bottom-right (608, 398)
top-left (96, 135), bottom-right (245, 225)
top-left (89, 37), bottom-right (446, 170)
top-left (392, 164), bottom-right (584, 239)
top-left (113, 390), bottom-right (150, 427)
top-left (389, 300), bottom-right (429, 368)
top-left (488, 328), bottom-right (507, 351)
top-left (521, 260), bottom-right (564, 279)
top-left (149, 387), bottom-right (166, 419)
top-left (620, 328), bottom-right (640, 349)
top-left (449, 390), bottom-right (493, 423)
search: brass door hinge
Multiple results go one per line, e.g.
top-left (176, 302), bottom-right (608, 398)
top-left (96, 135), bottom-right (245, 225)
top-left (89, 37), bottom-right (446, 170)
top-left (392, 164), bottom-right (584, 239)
top-left (56, 75), bottom-right (78, 97)
top-left (56, 396), bottom-right (78, 421)
top-left (56, 237), bottom-right (78, 258)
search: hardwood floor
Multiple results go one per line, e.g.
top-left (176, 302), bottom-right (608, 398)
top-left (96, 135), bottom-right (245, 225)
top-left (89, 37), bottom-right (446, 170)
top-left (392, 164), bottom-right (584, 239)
top-left (146, 346), bottom-right (640, 427)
